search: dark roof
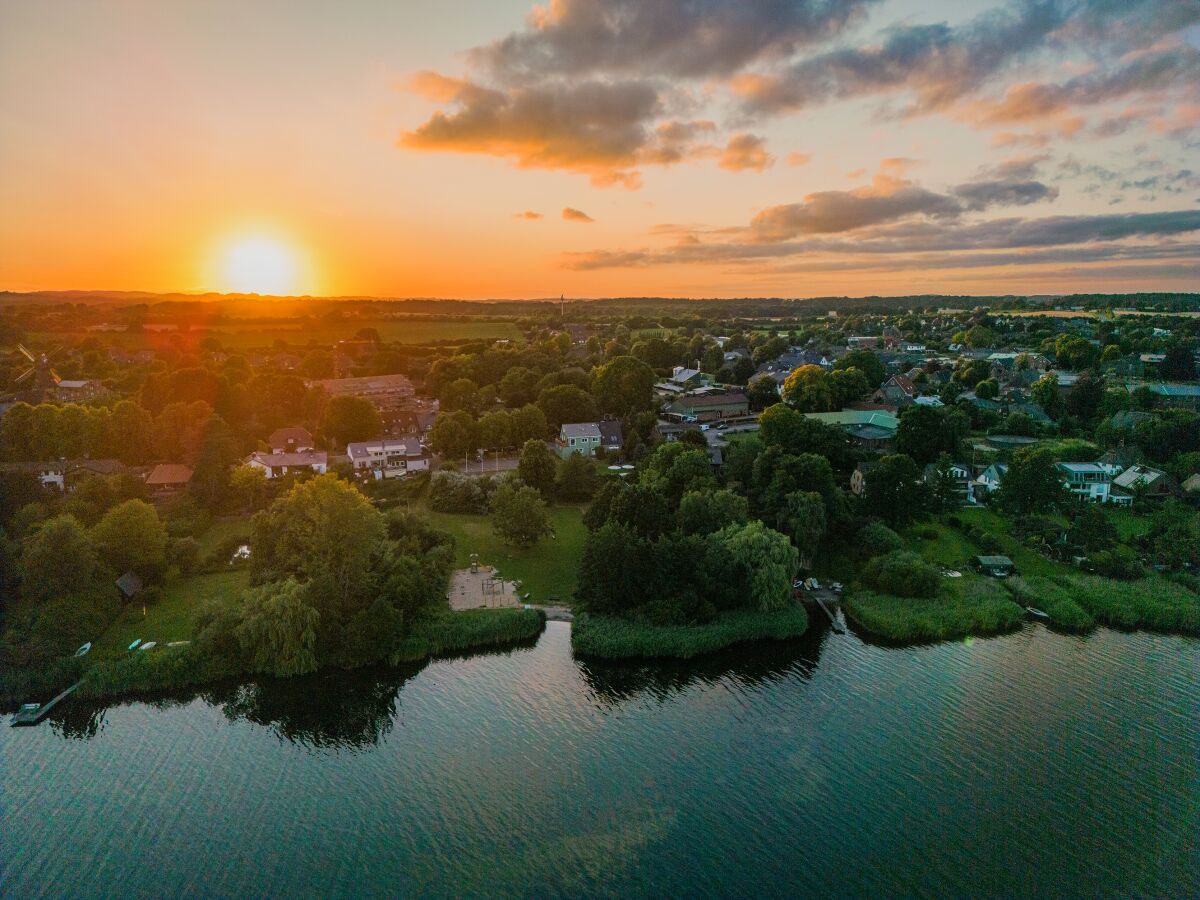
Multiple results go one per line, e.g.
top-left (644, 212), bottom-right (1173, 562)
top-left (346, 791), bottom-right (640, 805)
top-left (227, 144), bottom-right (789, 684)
top-left (598, 420), bottom-right (624, 446)
top-left (115, 571), bottom-right (144, 598)
top-left (146, 464), bottom-right (193, 486)
top-left (268, 426), bottom-right (314, 447)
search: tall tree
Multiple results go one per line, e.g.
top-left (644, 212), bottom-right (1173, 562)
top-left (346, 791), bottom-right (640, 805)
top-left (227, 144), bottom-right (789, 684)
top-left (517, 438), bottom-right (558, 496)
top-left (321, 396), bottom-right (382, 448)
top-left (490, 481), bottom-right (553, 547)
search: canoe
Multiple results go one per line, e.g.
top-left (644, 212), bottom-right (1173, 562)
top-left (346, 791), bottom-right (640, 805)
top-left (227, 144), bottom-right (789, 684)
top-left (139, 641), bottom-right (157, 651)
top-left (1025, 607), bottom-right (1050, 620)
top-left (75, 642), bottom-right (92, 657)
top-left (128, 639), bottom-right (142, 651)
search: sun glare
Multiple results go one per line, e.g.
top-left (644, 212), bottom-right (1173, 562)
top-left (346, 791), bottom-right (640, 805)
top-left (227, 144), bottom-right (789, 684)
top-left (223, 237), bottom-right (298, 295)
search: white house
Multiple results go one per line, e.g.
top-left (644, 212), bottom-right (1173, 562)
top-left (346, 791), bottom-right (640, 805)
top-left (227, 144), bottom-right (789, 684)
top-left (1056, 462), bottom-right (1128, 504)
top-left (972, 463), bottom-right (1009, 501)
top-left (345, 437), bottom-right (429, 477)
top-left (558, 422), bottom-right (602, 458)
top-left (247, 450), bottom-right (328, 479)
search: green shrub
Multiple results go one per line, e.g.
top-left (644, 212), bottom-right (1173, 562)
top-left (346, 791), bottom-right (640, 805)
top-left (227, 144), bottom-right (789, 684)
top-left (1005, 576), bottom-right (1095, 633)
top-left (427, 471), bottom-right (494, 513)
top-left (571, 606), bottom-right (808, 660)
top-left (1088, 545), bottom-right (1143, 580)
top-left (844, 584), bottom-right (1023, 641)
top-left (391, 608), bottom-right (545, 662)
top-left (863, 551), bottom-right (941, 598)
top-left (857, 522), bottom-right (904, 558)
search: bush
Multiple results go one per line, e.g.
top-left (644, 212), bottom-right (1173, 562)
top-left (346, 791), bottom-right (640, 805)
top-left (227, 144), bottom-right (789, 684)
top-left (1005, 576), bottom-right (1095, 633)
top-left (863, 551), bottom-right (941, 598)
top-left (1088, 545), bottom-right (1143, 580)
top-left (917, 526), bottom-right (938, 540)
top-left (427, 471), bottom-right (493, 514)
top-left (857, 522), bottom-right (904, 558)
top-left (844, 583), bottom-right (1023, 642)
top-left (391, 608), bottom-right (545, 662)
top-left (169, 536), bottom-right (202, 574)
top-left (1056, 575), bottom-right (1200, 634)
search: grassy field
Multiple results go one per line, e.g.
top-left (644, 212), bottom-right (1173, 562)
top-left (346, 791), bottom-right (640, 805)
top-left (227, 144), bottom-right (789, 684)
top-left (91, 569), bottom-right (249, 659)
top-left (29, 319), bottom-right (523, 350)
top-left (844, 578), bottom-right (1024, 642)
top-left (419, 503), bottom-right (587, 604)
top-left (1056, 574), bottom-right (1200, 634)
top-left (571, 606), bottom-right (809, 660)
top-left (196, 517), bottom-right (253, 557)
top-left (1106, 508), bottom-right (1153, 542)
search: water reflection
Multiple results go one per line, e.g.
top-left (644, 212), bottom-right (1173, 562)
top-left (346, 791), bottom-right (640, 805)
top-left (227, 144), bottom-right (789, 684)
top-left (576, 618), bottom-right (835, 706)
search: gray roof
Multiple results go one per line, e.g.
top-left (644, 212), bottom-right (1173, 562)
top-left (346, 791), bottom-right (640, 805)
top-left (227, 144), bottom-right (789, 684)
top-left (560, 422), bottom-right (601, 439)
top-left (115, 571), bottom-right (144, 598)
top-left (346, 438), bottom-right (425, 460)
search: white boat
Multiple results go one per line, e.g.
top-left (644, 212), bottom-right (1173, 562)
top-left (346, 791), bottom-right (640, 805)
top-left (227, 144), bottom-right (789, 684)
top-left (1025, 607), bottom-right (1050, 620)
top-left (75, 642), bottom-right (92, 657)
top-left (139, 641), bottom-right (157, 651)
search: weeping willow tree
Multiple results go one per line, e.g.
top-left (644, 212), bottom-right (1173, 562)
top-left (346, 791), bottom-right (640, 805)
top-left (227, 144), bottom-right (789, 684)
top-left (235, 578), bottom-right (320, 677)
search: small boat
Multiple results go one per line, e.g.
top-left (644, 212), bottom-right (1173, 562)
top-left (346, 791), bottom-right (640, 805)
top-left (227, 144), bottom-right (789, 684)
top-left (74, 642), bottom-right (92, 657)
top-left (139, 641), bottom-right (157, 651)
top-left (1025, 607), bottom-right (1050, 620)
top-left (127, 639), bottom-right (142, 651)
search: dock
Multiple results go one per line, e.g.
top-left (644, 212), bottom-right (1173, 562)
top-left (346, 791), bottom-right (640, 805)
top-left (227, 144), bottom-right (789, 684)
top-left (800, 589), bottom-right (845, 635)
top-left (10, 680), bottom-right (82, 727)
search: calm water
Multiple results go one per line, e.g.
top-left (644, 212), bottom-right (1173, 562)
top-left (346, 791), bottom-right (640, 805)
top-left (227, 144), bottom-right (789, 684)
top-left (2, 621), bottom-right (1198, 898)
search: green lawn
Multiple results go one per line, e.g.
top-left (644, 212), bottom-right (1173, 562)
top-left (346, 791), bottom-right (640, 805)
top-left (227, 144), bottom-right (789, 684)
top-left (951, 508), bottom-right (1071, 578)
top-left (91, 570), bottom-right (249, 660)
top-left (196, 517), bottom-right (253, 557)
top-left (1107, 508), bottom-right (1153, 542)
top-left (419, 503), bottom-right (587, 604)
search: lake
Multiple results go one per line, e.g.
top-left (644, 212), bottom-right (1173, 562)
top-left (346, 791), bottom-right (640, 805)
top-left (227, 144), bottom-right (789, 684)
top-left (3, 621), bottom-right (1197, 898)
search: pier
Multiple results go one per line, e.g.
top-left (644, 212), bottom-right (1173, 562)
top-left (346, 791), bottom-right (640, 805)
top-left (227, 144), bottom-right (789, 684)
top-left (10, 681), bottom-right (82, 727)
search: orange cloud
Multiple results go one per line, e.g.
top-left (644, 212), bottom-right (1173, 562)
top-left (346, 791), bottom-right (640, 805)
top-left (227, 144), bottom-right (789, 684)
top-left (513, 210), bottom-right (543, 220)
top-left (562, 207), bottom-right (594, 223)
top-left (787, 151), bottom-right (813, 167)
top-left (718, 133), bottom-right (773, 172)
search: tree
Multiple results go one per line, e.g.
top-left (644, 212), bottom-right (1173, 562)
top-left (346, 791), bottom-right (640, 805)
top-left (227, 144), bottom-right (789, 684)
top-left (638, 442), bottom-right (715, 502)
top-left (517, 438), bottom-right (558, 496)
top-left (975, 378), bottom-right (999, 400)
top-left (498, 367), bottom-right (539, 407)
top-left (322, 396), bottom-right (382, 448)
top-left (996, 447), bottom-right (1068, 516)
top-left (747, 375), bottom-right (780, 411)
top-left (1031, 373), bottom-right (1061, 419)
top-left (782, 365), bottom-right (834, 411)
top-left (537, 384), bottom-right (598, 429)
top-left (895, 405), bottom-right (966, 465)
top-left (1161, 344), bottom-right (1197, 381)
top-left (776, 491), bottom-right (826, 566)
top-left (1064, 370), bottom-right (1104, 422)
top-left (833, 349), bottom-right (885, 388)
top-left (153, 400), bottom-right (214, 462)
top-left (250, 474), bottom-right (386, 605)
top-left (429, 410), bottom-right (479, 460)
top-left (230, 464), bottom-right (270, 512)
top-left (927, 454), bottom-right (962, 512)
top-left (20, 515), bottom-right (100, 603)
top-left (592, 355), bottom-right (655, 416)
top-left (575, 521), bottom-right (653, 615)
top-left (556, 451), bottom-right (599, 501)
top-left (677, 489), bottom-right (748, 536)
top-left (862, 454), bottom-right (928, 526)
top-left (715, 521), bottom-right (798, 612)
top-left (300, 350), bottom-right (334, 378)
top-left (510, 404), bottom-right (549, 444)
top-left (1055, 334), bottom-right (1098, 370)
top-left (235, 578), bottom-right (320, 677)
top-left (91, 499), bottom-right (169, 580)
top-left (863, 551), bottom-right (940, 598)
top-left (190, 415), bottom-right (241, 508)
top-left (1070, 504), bottom-right (1118, 552)
top-left (490, 481), bottom-right (553, 546)
top-left (965, 324), bottom-right (996, 348)
top-left (830, 367), bottom-right (870, 407)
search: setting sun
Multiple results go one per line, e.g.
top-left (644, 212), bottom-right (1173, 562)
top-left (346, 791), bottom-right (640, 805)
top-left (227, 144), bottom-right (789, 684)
top-left (222, 237), bottom-right (299, 295)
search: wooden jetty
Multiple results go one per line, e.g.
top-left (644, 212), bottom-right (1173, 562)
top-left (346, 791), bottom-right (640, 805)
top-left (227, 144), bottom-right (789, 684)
top-left (10, 681), bottom-right (82, 727)
top-left (798, 589), bottom-right (846, 635)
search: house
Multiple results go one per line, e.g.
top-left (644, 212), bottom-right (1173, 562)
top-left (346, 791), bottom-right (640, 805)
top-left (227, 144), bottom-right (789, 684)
top-left (598, 420), bottom-right (624, 453)
top-left (875, 374), bottom-right (917, 405)
top-left (51, 379), bottom-right (109, 403)
top-left (1182, 473), bottom-right (1200, 502)
top-left (247, 450), bottom-right (328, 479)
top-left (973, 463), bottom-right (1009, 500)
top-left (1141, 383), bottom-right (1200, 410)
top-left (0, 461), bottom-right (65, 490)
top-left (974, 555), bottom-right (1016, 578)
top-left (846, 423), bottom-right (896, 451)
top-left (923, 461), bottom-right (973, 504)
top-left (670, 366), bottom-right (704, 388)
top-left (557, 422), bottom-right (602, 458)
top-left (65, 458), bottom-right (125, 490)
top-left (268, 426), bottom-right (315, 454)
top-left (1056, 462), bottom-right (1125, 504)
top-left (346, 438), bottom-right (429, 477)
top-left (913, 395), bottom-right (944, 408)
top-left (802, 410), bottom-right (899, 447)
top-left (1107, 410), bottom-right (1155, 430)
top-left (1112, 464), bottom-right (1177, 499)
top-left (145, 463), bottom-right (193, 497)
top-left (665, 390), bottom-right (750, 421)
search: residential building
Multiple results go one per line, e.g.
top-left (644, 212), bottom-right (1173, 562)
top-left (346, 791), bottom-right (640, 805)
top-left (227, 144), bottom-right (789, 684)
top-left (670, 366), bottom-right (704, 388)
top-left (557, 422), bottom-right (602, 458)
top-left (923, 461), bottom-right (973, 504)
top-left (1112, 464), bottom-right (1177, 499)
top-left (247, 450), bottom-right (329, 479)
top-left (665, 389), bottom-right (750, 421)
top-left (1056, 462), bottom-right (1126, 504)
top-left (598, 420), bottom-right (624, 453)
top-left (50, 379), bottom-right (109, 403)
top-left (1140, 383), bottom-right (1200, 410)
top-left (268, 426), bottom-right (315, 454)
top-left (346, 438), bottom-right (429, 477)
top-left (0, 461), bottom-right (65, 490)
top-left (876, 374), bottom-right (916, 406)
top-left (972, 463), bottom-right (1009, 500)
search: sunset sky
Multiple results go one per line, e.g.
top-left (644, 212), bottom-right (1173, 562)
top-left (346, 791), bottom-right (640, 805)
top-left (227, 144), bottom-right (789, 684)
top-left (1, 0), bottom-right (1197, 298)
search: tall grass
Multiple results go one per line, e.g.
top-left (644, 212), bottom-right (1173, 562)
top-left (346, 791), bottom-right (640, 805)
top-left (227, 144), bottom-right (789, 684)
top-left (0, 656), bottom-right (84, 709)
top-left (1056, 575), bottom-right (1200, 634)
top-left (391, 608), bottom-right (546, 662)
top-left (844, 580), bottom-right (1024, 642)
top-left (1005, 577), bottom-right (1096, 633)
top-left (571, 606), bottom-right (809, 660)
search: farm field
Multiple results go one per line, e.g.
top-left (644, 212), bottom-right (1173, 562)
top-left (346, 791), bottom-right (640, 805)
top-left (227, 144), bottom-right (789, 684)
top-left (27, 319), bottom-right (523, 350)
